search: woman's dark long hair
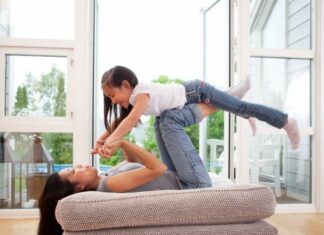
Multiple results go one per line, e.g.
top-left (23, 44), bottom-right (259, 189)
top-left (101, 65), bottom-right (138, 132)
top-left (38, 173), bottom-right (76, 235)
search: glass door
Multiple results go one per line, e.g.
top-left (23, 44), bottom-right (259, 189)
top-left (201, 0), bottom-right (234, 180)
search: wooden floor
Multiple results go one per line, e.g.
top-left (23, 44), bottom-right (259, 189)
top-left (0, 213), bottom-right (323, 235)
top-left (266, 213), bottom-right (324, 235)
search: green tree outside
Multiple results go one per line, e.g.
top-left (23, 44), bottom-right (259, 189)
top-left (141, 76), bottom-right (224, 160)
top-left (13, 66), bottom-right (72, 164)
top-left (14, 86), bottom-right (28, 115)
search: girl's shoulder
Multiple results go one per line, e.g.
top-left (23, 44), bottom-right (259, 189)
top-left (133, 83), bottom-right (160, 94)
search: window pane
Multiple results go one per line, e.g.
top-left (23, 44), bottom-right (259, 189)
top-left (249, 57), bottom-right (312, 204)
top-left (5, 55), bottom-right (68, 117)
top-left (0, 132), bottom-right (72, 209)
top-left (250, 0), bottom-right (312, 49)
top-left (250, 57), bottom-right (311, 127)
top-left (0, 0), bottom-right (74, 39)
top-left (249, 134), bottom-right (311, 204)
top-left (96, 0), bottom-right (205, 167)
top-left (204, 0), bottom-right (229, 177)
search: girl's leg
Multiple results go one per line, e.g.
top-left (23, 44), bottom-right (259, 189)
top-left (226, 75), bottom-right (251, 99)
top-left (154, 117), bottom-right (177, 172)
top-left (225, 76), bottom-right (257, 135)
top-left (159, 104), bottom-right (212, 189)
top-left (185, 79), bottom-right (288, 128)
top-left (184, 80), bottom-right (299, 148)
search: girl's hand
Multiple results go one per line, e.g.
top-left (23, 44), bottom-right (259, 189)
top-left (90, 139), bottom-right (105, 154)
top-left (102, 139), bottom-right (123, 157)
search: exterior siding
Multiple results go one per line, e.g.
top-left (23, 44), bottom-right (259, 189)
top-left (286, 0), bottom-right (311, 202)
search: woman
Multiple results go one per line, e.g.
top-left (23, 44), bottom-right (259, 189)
top-left (38, 102), bottom-right (218, 235)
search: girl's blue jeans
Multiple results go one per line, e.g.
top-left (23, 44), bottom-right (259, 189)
top-left (184, 79), bottom-right (288, 128)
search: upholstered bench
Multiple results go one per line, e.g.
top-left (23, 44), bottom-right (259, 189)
top-left (55, 184), bottom-right (278, 235)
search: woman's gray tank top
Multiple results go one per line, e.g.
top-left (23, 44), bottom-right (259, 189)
top-left (96, 162), bottom-right (182, 192)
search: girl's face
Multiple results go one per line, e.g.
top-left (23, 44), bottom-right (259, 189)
top-left (102, 80), bottom-right (133, 109)
top-left (59, 164), bottom-right (99, 191)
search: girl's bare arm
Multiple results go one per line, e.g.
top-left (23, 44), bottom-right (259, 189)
top-left (103, 93), bottom-right (149, 146)
top-left (90, 130), bottom-right (111, 154)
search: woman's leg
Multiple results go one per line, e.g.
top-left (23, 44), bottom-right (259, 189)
top-left (155, 80), bottom-right (255, 182)
top-left (154, 117), bottom-right (177, 172)
top-left (159, 104), bottom-right (212, 189)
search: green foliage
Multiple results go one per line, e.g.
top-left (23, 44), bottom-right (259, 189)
top-left (142, 116), bottom-right (159, 157)
top-left (41, 133), bottom-right (73, 164)
top-left (152, 75), bottom-right (183, 85)
top-left (14, 86), bottom-right (28, 114)
top-left (141, 76), bottom-right (200, 157)
top-left (13, 66), bottom-right (71, 164)
top-left (207, 110), bottom-right (224, 139)
top-left (54, 74), bottom-right (66, 116)
top-left (22, 67), bottom-right (66, 116)
top-left (141, 75), bottom-right (225, 161)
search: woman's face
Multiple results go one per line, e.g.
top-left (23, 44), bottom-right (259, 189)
top-left (59, 164), bottom-right (99, 191)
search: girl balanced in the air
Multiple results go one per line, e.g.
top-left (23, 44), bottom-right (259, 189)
top-left (95, 65), bottom-right (300, 157)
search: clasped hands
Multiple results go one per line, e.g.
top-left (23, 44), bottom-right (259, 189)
top-left (91, 139), bottom-right (121, 158)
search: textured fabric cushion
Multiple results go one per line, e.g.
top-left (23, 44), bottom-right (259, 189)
top-left (56, 184), bottom-right (276, 232)
top-left (63, 221), bottom-right (278, 235)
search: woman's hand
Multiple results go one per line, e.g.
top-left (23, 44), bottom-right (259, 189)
top-left (101, 139), bottom-right (123, 157)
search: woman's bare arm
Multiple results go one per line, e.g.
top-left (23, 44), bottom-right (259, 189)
top-left (105, 140), bottom-right (167, 192)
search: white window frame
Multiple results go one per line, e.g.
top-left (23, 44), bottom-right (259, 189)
top-left (236, 0), bottom-right (323, 213)
top-left (0, 0), bottom-right (94, 218)
top-left (316, 0), bottom-right (324, 213)
top-left (0, 44), bottom-right (74, 132)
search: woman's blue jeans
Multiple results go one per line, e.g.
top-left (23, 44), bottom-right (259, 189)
top-left (155, 104), bottom-right (212, 189)
top-left (184, 79), bottom-right (288, 128)
top-left (154, 80), bottom-right (289, 189)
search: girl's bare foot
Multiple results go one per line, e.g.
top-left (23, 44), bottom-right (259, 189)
top-left (283, 118), bottom-right (300, 150)
top-left (227, 75), bottom-right (251, 99)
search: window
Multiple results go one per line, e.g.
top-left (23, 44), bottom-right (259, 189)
top-left (247, 0), bottom-right (314, 204)
top-left (94, 0), bottom-right (207, 168)
top-left (4, 55), bottom-right (68, 117)
top-left (0, 0), bottom-right (93, 213)
top-left (0, 0), bottom-right (74, 40)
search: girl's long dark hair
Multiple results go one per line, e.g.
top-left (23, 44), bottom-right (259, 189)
top-left (101, 65), bottom-right (138, 132)
top-left (38, 173), bottom-right (75, 235)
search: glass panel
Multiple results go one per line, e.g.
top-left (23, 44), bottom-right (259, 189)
top-left (249, 57), bottom-right (312, 204)
top-left (249, 134), bottom-right (311, 204)
top-left (5, 55), bottom-right (68, 117)
top-left (0, 0), bottom-right (74, 39)
top-left (0, 132), bottom-right (72, 209)
top-left (250, 0), bottom-right (312, 49)
top-left (203, 0), bottom-right (229, 177)
top-left (250, 58), bottom-right (311, 127)
top-left (96, 0), bottom-right (205, 167)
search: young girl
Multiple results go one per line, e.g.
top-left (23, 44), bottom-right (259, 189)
top-left (96, 65), bottom-right (300, 157)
